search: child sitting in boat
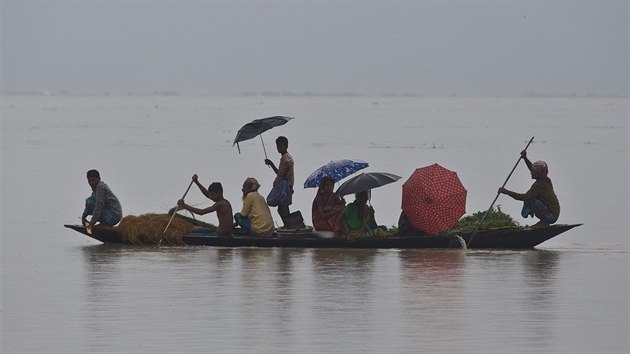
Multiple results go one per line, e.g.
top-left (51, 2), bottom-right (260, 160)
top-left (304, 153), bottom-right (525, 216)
top-left (177, 175), bottom-right (233, 237)
top-left (498, 150), bottom-right (560, 228)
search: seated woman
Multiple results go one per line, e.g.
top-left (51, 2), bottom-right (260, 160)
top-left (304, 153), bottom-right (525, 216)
top-left (337, 191), bottom-right (379, 241)
top-left (312, 177), bottom-right (345, 233)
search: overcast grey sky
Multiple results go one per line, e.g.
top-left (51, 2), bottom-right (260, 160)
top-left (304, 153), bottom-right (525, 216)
top-left (1, 1), bottom-right (628, 96)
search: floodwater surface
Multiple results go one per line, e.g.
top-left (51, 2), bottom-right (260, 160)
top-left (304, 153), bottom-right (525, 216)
top-left (2, 96), bottom-right (628, 353)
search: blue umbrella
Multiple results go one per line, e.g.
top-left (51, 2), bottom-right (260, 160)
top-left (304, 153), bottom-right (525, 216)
top-left (304, 159), bottom-right (369, 188)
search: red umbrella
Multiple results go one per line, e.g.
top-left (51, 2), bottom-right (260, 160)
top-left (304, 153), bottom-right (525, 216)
top-left (401, 163), bottom-right (467, 235)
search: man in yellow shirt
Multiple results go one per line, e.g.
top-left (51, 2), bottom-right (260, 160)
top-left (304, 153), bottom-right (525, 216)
top-left (234, 177), bottom-right (275, 236)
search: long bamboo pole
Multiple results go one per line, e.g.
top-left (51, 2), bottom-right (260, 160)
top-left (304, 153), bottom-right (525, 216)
top-left (159, 180), bottom-right (194, 245)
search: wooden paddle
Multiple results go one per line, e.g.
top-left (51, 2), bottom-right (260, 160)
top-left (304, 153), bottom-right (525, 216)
top-left (466, 136), bottom-right (535, 247)
top-left (159, 179), bottom-right (194, 245)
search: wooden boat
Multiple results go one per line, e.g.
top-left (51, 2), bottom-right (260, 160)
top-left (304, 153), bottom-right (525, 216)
top-left (64, 223), bottom-right (581, 249)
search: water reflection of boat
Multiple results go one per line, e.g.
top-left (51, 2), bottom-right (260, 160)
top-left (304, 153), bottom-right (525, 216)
top-left (64, 223), bottom-right (581, 249)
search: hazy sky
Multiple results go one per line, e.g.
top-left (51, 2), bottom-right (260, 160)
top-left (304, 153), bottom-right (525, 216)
top-left (1, 1), bottom-right (628, 96)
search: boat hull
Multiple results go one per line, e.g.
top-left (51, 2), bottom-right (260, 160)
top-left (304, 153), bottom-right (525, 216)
top-left (64, 224), bottom-right (581, 249)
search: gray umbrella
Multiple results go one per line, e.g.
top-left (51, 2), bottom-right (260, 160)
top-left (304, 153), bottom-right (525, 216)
top-left (233, 116), bottom-right (293, 157)
top-left (335, 172), bottom-right (402, 196)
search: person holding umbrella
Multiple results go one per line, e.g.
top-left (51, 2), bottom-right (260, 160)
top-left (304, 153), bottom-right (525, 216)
top-left (334, 172), bottom-right (401, 240)
top-left (311, 176), bottom-right (345, 233)
top-left (498, 150), bottom-right (560, 228)
top-left (400, 163), bottom-right (467, 235)
top-left (336, 191), bottom-right (378, 241)
top-left (264, 136), bottom-right (295, 225)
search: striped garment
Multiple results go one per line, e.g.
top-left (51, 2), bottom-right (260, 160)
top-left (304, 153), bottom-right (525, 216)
top-left (275, 152), bottom-right (295, 187)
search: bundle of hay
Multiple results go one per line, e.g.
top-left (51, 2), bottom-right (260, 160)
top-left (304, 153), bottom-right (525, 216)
top-left (448, 206), bottom-right (520, 235)
top-left (166, 207), bottom-right (219, 229)
top-left (115, 213), bottom-right (197, 245)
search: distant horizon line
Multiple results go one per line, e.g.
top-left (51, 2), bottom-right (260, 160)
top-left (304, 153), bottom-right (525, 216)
top-left (2, 90), bottom-right (627, 98)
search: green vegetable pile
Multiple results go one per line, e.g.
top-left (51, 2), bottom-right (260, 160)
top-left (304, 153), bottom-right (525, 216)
top-left (448, 205), bottom-right (520, 235)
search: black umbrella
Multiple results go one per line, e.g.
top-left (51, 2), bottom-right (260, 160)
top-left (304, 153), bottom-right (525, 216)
top-left (335, 172), bottom-right (402, 196)
top-left (233, 116), bottom-right (294, 157)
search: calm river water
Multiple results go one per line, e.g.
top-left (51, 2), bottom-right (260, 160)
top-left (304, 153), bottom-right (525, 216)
top-left (2, 96), bottom-right (628, 353)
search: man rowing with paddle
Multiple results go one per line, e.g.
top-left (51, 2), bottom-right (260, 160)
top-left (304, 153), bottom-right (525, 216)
top-left (177, 175), bottom-right (233, 236)
top-left (498, 150), bottom-right (560, 228)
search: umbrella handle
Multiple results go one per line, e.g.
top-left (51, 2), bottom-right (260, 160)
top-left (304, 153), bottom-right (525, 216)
top-left (260, 134), bottom-right (268, 160)
top-left (467, 136), bottom-right (535, 247)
